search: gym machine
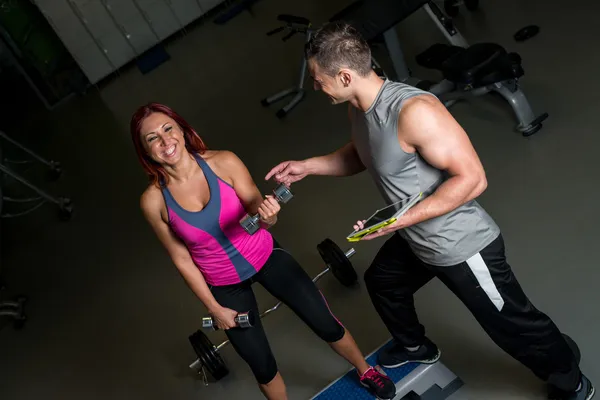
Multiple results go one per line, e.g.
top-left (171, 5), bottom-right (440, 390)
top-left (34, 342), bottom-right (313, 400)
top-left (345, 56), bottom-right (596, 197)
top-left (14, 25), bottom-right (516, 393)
top-left (0, 130), bottom-right (73, 220)
top-left (264, 0), bottom-right (546, 135)
top-left (0, 281), bottom-right (27, 329)
top-left (329, 0), bottom-right (548, 136)
top-left (441, 0), bottom-right (480, 17)
top-left (260, 15), bottom-right (315, 119)
top-left (260, 14), bottom-right (388, 119)
top-left (187, 238), bottom-right (357, 384)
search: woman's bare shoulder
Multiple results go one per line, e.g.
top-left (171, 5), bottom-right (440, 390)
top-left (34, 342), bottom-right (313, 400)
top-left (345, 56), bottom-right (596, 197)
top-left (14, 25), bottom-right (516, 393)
top-left (201, 150), bottom-right (245, 181)
top-left (140, 184), bottom-right (164, 216)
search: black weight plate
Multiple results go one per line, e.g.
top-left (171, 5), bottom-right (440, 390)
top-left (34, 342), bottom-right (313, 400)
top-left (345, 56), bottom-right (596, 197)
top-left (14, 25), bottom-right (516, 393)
top-left (317, 238), bottom-right (357, 287)
top-left (189, 330), bottom-right (229, 380)
top-left (246, 309), bottom-right (256, 327)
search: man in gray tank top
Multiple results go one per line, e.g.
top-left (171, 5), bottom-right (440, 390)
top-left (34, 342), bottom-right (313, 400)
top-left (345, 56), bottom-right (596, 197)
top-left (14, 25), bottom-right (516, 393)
top-left (266, 22), bottom-right (593, 400)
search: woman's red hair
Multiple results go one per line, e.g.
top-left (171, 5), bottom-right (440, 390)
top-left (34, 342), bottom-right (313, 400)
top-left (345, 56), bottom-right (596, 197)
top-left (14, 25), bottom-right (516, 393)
top-left (130, 102), bottom-right (207, 187)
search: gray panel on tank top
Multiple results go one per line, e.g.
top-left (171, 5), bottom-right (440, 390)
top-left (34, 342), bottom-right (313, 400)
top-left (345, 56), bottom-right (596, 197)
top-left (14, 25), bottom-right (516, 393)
top-left (351, 80), bottom-right (500, 266)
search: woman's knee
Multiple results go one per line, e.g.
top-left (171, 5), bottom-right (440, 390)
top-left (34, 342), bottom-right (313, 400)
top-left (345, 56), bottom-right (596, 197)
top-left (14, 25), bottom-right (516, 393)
top-left (318, 324), bottom-right (346, 343)
top-left (252, 354), bottom-right (279, 385)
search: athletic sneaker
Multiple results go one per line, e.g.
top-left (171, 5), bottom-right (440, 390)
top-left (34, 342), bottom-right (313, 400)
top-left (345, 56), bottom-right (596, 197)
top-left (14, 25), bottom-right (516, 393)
top-left (378, 337), bottom-right (441, 368)
top-left (548, 375), bottom-right (595, 400)
top-left (359, 366), bottom-right (396, 400)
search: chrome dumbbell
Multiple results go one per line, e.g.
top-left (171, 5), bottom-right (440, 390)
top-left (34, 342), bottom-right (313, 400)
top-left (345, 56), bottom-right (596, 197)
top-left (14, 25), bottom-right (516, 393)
top-left (240, 183), bottom-right (294, 234)
top-left (201, 310), bottom-right (255, 330)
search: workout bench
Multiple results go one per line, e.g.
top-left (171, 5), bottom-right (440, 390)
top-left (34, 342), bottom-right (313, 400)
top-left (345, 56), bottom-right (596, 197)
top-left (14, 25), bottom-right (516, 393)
top-left (264, 0), bottom-right (547, 136)
top-left (330, 0), bottom-right (548, 136)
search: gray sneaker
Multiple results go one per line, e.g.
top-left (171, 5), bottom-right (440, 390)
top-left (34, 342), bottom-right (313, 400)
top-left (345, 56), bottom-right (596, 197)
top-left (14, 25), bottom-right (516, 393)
top-left (549, 375), bottom-right (595, 400)
top-left (378, 337), bottom-right (441, 369)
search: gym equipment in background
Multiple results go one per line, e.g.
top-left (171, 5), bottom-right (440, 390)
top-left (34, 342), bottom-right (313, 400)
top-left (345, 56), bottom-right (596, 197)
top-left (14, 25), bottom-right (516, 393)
top-left (316, 238), bottom-right (358, 287)
top-left (514, 25), bottom-right (540, 42)
top-left (330, 0), bottom-right (547, 136)
top-left (188, 239), bottom-right (357, 383)
top-left (213, 0), bottom-right (261, 25)
top-left (262, 13), bottom-right (388, 119)
top-left (260, 15), bottom-right (314, 119)
top-left (442, 0), bottom-right (480, 17)
top-left (240, 183), bottom-right (293, 234)
top-left (0, 280), bottom-right (27, 330)
top-left (0, 130), bottom-right (73, 220)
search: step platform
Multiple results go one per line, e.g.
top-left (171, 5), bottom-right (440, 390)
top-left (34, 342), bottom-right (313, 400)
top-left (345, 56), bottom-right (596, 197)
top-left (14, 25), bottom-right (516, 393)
top-left (311, 340), bottom-right (464, 400)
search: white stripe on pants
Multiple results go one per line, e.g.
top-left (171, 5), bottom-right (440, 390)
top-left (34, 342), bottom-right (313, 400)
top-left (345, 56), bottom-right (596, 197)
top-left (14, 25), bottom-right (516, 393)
top-left (465, 252), bottom-right (505, 312)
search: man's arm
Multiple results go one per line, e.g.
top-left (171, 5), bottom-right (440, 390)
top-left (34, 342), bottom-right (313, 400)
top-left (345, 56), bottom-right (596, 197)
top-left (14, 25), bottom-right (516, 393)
top-left (394, 96), bottom-right (487, 229)
top-left (304, 141), bottom-right (366, 177)
top-left (266, 104), bottom-right (366, 183)
top-left (305, 104), bottom-right (365, 177)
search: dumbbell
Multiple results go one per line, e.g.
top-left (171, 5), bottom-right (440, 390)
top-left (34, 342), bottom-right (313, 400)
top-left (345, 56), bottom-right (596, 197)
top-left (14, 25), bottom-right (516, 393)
top-left (188, 238), bottom-right (358, 383)
top-left (240, 183), bottom-right (294, 235)
top-left (201, 310), bottom-right (255, 330)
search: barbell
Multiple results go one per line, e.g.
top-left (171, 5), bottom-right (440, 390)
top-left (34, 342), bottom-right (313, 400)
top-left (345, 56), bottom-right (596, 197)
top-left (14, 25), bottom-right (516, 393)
top-left (188, 238), bottom-right (357, 383)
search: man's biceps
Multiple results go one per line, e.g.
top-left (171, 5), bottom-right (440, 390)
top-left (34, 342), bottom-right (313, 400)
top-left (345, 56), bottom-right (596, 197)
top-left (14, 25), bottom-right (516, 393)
top-left (416, 141), bottom-right (452, 168)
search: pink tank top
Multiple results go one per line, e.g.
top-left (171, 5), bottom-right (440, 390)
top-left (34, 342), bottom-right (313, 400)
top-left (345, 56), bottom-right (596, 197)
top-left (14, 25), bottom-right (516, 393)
top-left (161, 154), bottom-right (273, 286)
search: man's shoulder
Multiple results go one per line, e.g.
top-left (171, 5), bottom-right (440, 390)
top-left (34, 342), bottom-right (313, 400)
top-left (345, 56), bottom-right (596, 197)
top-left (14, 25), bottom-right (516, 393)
top-left (398, 94), bottom-right (441, 122)
top-left (376, 81), bottom-right (439, 119)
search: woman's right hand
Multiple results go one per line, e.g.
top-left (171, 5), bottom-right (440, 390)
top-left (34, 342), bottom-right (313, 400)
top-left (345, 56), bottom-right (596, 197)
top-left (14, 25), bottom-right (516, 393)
top-left (208, 306), bottom-right (239, 330)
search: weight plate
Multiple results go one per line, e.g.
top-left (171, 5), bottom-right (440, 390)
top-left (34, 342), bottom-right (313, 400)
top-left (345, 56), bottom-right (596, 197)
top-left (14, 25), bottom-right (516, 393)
top-left (246, 310), bottom-right (257, 327)
top-left (317, 238), bottom-right (358, 287)
top-left (189, 330), bottom-right (229, 380)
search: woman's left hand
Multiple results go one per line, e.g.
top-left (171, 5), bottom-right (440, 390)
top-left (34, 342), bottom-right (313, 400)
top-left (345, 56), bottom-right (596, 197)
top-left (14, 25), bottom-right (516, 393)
top-left (258, 195), bottom-right (280, 226)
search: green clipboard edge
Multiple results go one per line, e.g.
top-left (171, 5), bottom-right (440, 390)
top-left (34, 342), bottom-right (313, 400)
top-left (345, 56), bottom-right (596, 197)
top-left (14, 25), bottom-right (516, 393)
top-left (346, 192), bottom-right (423, 242)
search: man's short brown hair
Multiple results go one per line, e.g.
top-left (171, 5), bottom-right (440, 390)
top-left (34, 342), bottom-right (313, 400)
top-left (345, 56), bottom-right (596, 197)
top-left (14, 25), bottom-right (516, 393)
top-left (305, 21), bottom-right (372, 77)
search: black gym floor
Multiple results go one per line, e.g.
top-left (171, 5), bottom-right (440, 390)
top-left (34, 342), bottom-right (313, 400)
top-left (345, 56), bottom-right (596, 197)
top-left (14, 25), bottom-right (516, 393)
top-left (0, 0), bottom-right (598, 399)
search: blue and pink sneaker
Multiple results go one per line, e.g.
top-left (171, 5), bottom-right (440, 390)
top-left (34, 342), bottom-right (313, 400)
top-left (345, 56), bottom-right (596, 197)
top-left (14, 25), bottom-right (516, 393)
top-left (359, 366), bottom-right (396, 399)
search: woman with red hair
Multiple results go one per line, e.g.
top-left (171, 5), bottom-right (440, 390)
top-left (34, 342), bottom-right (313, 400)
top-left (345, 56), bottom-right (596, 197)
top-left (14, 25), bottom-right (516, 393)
top-left (130, 102), bottom-right (395, 400)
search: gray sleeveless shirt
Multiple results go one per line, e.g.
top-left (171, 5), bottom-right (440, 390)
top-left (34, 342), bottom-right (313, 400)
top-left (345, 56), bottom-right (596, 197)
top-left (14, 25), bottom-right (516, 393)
top-left (350, 79), bottom-right (500, 266)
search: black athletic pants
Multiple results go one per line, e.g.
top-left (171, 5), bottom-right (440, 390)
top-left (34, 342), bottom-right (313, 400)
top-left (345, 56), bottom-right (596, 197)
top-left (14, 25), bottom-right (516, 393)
top-left (210, 242), bottom-right (345, 384)
top-left (364, 232), bottom-right (581, 392)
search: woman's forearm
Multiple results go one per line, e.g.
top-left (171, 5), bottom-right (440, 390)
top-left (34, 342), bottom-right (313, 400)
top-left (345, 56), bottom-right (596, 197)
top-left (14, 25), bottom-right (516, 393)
top-left (399, 174), bottom-right (487, 229)
top-left (176, 260), bottom-right (222, 312)
top-left (304, 142), bottom-right (366, 177)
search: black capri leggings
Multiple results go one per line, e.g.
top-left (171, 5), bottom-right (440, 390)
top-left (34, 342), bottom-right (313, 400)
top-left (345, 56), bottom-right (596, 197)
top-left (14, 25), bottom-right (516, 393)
top-left (210, 242), bottom-right (346, 384)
